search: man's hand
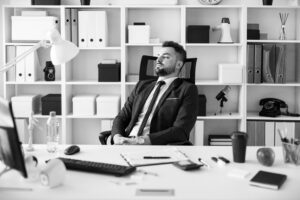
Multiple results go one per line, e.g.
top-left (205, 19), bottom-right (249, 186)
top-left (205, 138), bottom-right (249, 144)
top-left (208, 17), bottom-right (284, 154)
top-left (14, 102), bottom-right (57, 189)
top-left (113, 134), bottom-right (151, 145)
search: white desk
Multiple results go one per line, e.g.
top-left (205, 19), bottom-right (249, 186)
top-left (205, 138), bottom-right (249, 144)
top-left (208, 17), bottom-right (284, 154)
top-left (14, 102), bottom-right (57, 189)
top-left (0, 145), bottom-right (299, 200)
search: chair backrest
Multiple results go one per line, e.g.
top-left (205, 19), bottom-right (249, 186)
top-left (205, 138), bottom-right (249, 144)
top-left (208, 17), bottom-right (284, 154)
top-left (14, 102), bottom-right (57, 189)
top-left (139, 55), bottom-right (197, 84)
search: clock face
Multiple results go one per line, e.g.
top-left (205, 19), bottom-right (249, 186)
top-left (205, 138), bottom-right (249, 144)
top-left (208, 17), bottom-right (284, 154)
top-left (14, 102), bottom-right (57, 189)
top-left (199, 0), bottom-right (222, 5)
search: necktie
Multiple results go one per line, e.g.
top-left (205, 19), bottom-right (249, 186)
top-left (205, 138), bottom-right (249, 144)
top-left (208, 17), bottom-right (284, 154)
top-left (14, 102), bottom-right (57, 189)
top-left (137, 81), bottom-right (165, 136)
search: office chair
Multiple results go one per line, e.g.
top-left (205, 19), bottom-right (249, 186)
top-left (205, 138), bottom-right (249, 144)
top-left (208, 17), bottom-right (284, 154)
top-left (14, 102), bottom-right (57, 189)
top-left (99, 55), bottom-right (197, 145)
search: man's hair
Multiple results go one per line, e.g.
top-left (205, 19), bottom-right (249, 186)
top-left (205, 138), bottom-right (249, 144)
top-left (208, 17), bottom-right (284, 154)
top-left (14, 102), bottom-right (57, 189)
top-left (162, 41), bottom-right (186, 62)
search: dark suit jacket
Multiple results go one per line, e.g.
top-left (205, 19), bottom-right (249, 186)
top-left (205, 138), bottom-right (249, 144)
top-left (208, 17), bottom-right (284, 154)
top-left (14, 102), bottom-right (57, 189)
top-left (111, 78), bottom-right (198, 145)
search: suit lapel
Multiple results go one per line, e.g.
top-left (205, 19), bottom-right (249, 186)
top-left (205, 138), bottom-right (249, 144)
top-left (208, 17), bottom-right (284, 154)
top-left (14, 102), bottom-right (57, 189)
top-left (132, 81), bottom-right (156, 123)
top-left (152, 78), bottom-right (182, 117)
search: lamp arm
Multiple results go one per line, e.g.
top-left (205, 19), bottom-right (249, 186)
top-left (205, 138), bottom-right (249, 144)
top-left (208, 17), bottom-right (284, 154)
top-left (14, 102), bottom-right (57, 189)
top-left (0, 40), bottom-right (49, 73)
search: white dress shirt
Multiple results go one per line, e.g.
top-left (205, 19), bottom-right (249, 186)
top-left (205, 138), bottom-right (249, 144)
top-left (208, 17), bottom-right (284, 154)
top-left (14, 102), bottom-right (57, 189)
top-left (129, 77), bottom-right (178, 137)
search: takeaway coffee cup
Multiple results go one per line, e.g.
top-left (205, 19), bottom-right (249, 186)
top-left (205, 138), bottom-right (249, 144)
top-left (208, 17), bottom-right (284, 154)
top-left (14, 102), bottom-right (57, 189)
top-left (231, 131), bottom-right (248, 163)
top-left (262, 0), bottom-right (273, 5)
top-left (80, 0), bottom-right (90, 5)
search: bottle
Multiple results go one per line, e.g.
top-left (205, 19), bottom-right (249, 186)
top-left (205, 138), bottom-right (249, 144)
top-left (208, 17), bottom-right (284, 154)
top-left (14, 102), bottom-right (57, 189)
top-left (46, 111), bottom-right (59, 153)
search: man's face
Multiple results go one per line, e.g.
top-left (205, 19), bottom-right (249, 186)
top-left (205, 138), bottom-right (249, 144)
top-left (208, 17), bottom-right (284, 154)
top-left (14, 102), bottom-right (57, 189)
top-left (155, 47), bottom-right (182, 77)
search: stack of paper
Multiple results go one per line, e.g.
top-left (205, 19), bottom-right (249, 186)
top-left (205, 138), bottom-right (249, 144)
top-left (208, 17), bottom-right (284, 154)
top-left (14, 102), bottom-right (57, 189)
top-left (120, 147), bottom-right (189, 167)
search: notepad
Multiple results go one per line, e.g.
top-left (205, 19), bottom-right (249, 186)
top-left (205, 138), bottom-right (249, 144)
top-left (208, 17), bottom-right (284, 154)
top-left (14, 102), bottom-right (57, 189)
top-left (120, 147), bottom-right (189, 167)
top-left (249, 170), bottom-right (287, 190)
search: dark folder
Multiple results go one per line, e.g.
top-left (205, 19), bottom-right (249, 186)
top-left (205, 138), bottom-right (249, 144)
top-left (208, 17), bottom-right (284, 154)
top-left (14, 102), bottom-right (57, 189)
top-left (250, 170), bottom-right (287, 190)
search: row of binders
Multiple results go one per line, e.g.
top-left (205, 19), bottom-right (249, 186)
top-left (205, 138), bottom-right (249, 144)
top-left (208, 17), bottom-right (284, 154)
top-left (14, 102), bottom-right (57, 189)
top-left (247, 43), bottom-right (286, 84)
top-left (65, 9), bottom-right (108, 48)
top-left (6, 46), bottom-right (40, 82)
top-left (247, 120), bottom-right (300, 146)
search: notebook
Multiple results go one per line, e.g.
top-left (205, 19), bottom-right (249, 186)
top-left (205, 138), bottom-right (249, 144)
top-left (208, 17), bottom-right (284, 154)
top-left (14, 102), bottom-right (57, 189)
top-left (120, 147), bottom-right (189, 167)
top-left (249, 170), bottom-right (287, 190)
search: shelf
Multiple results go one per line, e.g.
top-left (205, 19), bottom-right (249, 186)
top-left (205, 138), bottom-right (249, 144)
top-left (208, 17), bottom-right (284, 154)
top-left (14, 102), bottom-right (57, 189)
top-left (247, 83), bottom-right (300, 87)
top-left (195, 80), bottom-right (242, 86)
top-left (67, 114), bottom-right (114, 119)
top-left (66, 81), bottom-right (121, 85)
top-left (247, 40), bottom-right (300, 44)
top-left (79, 47), bottom-right (121, 50)
top-left (126, 43), bottom-right (162, 46)
top-left (186, 5), bottom-right (243, 9)
top-left (5, 81), bottom-right (62, 85)
top-left (197, 113), bottom-right (242, 120)
top-left (125, 82), bottom-right (138, 85)
top-left (186, 43), bottom-right (242, 47)
top-left (247, 6), bottom-right (300, 9)
top-left (247, 112), bottom-right (300, 121)
top-left (5, 42), bottom-right (40, 46)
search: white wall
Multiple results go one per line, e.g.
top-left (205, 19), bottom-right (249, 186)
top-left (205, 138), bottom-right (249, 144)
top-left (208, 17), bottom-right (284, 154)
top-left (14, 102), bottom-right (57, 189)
top-left (0, 0), bottom-right (10, 98)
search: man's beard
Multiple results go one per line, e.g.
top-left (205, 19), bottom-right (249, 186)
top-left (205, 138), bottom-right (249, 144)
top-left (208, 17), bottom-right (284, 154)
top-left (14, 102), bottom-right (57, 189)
top-left (155, 65), bottom-right (175, 76)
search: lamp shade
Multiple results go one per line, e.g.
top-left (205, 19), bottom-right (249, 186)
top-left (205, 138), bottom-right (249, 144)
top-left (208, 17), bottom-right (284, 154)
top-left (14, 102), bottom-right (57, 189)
top-left (48, 29), bottom-right (79, 65)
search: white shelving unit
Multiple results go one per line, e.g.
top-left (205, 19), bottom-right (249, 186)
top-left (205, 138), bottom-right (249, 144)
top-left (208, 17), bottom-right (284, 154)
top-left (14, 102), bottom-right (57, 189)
top-left (2, 0), bottom-right (300, 145)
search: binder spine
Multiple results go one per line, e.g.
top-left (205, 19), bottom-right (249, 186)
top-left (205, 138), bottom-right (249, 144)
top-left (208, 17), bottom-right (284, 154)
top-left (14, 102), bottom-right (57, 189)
top-left (247, 44), bottom-right (254, 83)
top-left (71, 8), bottom-right (78, 46)
top-left (254, 44), bottom-right (262, 83)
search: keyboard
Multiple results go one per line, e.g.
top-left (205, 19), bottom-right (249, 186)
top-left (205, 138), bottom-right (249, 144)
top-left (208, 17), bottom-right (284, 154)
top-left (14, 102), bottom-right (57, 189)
top-left (57, 157), bottom-right (136, 176)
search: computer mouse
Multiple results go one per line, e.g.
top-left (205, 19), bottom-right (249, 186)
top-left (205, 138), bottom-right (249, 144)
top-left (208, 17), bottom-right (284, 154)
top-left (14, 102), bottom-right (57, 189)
top-left (64, 145), bottom-right (80, 155)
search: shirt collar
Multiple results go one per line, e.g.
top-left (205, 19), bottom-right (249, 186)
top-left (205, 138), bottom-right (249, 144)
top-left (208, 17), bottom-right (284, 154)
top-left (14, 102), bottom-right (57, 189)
top-left (157, 77), bottom-right (178, 86)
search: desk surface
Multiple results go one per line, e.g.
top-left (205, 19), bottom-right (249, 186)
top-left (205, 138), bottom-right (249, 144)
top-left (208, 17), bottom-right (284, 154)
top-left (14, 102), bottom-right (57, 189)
top-left (0, 145), bottom-right (299, 200)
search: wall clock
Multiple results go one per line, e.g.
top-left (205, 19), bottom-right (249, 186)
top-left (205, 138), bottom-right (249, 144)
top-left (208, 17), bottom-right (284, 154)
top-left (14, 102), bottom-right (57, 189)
top-left (199, 0), bottom-right (223, 5)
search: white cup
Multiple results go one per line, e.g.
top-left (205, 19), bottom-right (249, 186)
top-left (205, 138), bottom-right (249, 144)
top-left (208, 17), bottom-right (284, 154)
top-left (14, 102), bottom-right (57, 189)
top-left (40, 159), bottom-right (66, 188)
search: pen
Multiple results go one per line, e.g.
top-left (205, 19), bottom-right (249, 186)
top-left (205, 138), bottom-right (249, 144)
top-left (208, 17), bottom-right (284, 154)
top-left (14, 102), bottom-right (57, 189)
top-left (0, 187), bottom-right (33, 191)
top-left (138, 169), bottom-right (159, 176)
top-left (143, 156), bottom-right (170, 159)
top-left (211, 157), bottom-right (226, 165)
top-left (218, 156), bottom-right (230, 164)
top-left (198, 158), bottom-right (211, 168)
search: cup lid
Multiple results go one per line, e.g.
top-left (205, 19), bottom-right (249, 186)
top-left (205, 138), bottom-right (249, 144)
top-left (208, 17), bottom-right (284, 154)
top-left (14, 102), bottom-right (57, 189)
top-left (231, 131), bottom-right (247, 139)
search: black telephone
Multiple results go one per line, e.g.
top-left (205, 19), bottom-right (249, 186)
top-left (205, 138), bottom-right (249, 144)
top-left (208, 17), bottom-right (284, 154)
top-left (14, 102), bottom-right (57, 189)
top-left (259, 98), bottom-right (300, 117)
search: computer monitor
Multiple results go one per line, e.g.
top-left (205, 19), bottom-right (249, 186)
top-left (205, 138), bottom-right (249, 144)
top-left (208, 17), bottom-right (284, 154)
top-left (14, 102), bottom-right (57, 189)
top-left (0, 97), bottom-right (27, 178)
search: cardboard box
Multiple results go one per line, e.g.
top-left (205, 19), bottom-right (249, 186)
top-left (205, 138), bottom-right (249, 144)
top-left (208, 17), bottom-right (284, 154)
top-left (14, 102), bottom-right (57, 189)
top-left (128, 25), bottom-right (150, 44)
top-left (218, 64), bottom-right (243, 84)
top-left (11, 16), bottom-right (59, 41)
top-left (11, 95), bottom-right (40, 118)
top-left (73, 95), bottom-right (96, 116)
top-left (98, 63), bottom-right (120, 82)
top-left (41, 94), bottom-right (61, 115)
top-left (96, 95), bottom-right (120, 118)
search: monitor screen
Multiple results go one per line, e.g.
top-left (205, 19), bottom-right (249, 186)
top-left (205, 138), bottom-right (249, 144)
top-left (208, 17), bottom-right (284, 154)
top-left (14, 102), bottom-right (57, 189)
top-left (0, 98), bottom-right (27, 178)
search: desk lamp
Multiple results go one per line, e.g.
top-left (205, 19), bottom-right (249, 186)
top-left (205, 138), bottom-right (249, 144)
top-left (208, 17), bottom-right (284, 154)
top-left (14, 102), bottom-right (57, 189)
top-left (0, 28), bottom-right (79, 73)
top-left (0, 28), bottom-right (79, 151)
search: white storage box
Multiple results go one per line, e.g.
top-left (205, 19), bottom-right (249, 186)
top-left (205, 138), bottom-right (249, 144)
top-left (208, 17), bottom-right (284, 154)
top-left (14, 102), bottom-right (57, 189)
top-left (11, 16), bottom-right (59, 41)
top-left (128, 25), bottom-right (150, 44)
top-left (72, 95), bottom-right (96, 116)
top-left (218, 64), bottom-right (243, 84)
top-left (96, 95), bottom-right (120, 118)
top-left (11, 95), bottom-right (40, 118)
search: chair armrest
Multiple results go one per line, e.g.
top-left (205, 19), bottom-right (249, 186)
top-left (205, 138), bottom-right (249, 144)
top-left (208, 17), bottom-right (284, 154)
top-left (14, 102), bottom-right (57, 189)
top-left (99, 130), bottom-right (112, 145)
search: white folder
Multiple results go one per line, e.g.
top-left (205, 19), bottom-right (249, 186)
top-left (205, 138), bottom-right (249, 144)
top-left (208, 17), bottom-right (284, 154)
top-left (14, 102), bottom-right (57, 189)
top-left (16, 46), bottom-right (40, 82)
top-left (6, 46), bottom-right (16, 81)
top-left (25, 47), bottom-right (40, 82)
top-left (16, 46), bottom-right (26, 82)
top-left (78, 11), bottom-right (107, 48)
top-left (94, 11), bottom-right (108, 48)
top-left (78, 11), bottom-right (89, 48)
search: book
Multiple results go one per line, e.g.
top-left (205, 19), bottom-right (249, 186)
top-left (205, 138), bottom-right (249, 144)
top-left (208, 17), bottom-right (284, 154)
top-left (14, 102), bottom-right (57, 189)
top-left (120, 147), bottom-right (189, 167)
top-left (249, 170), bottom-right (287, 190)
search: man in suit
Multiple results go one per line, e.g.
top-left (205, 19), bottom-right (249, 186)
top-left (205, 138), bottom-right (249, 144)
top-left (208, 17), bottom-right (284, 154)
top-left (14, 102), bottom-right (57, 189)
top-left (112, 41), bottom-right (198, 145)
